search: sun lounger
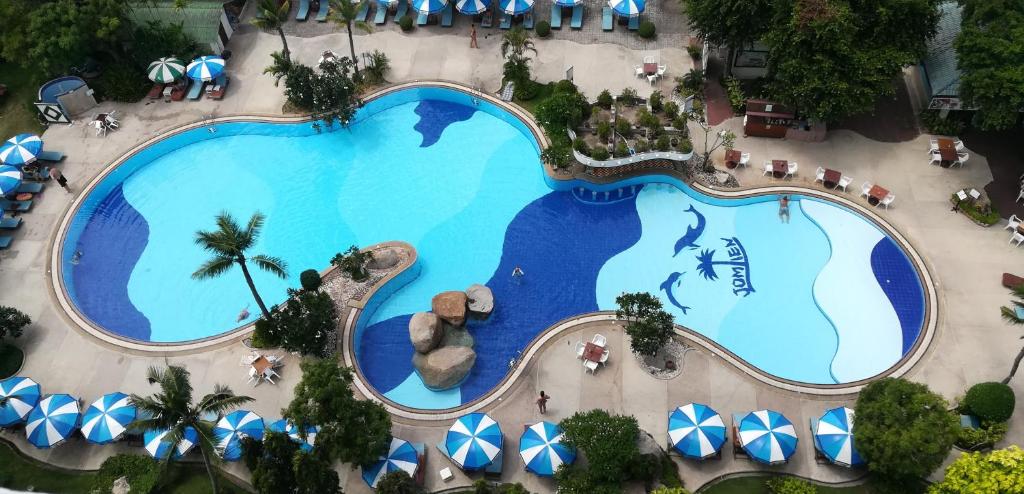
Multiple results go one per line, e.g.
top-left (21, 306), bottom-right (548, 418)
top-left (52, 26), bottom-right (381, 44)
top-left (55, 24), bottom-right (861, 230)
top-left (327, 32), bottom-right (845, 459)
top-left (0, 217), bottom-right (22, 230)
top-left (549, 4), bottom-right (563, 28)
top-left (296, 0), bottom-right (310, 20)
top-left (187, 81), bottom-right (205, 100)
top-left (417, 10), bottom-right (428, 25)
top-left (395, 0), bottom-right (408, 20)
top-left (316, 0), bottom-right (330, 21)
top-left (602, 7), bottom-right (613, 31)
top-left (500, 12), bottom-right (511, 28)
top-left (147, 83), bottom-right (165, 99)
top-left (499, 81), bottom-right (515, 101)
top-left (480, 8), bottom-right (493, 27)
top-left (208, 75), bottom-right (229, 100)
top-left (0, 236), bottom-right (11, 250)
top-left (171, 80), bottom-right (189, 101)
top-left (411, 443), bottom-right (426, 486)
top-left (483, 445), bottom-right (503, 479)
top-left (441, 2), bottom-right (453, 26)
top-left (21, 166), bottom-right (49, 182)
top-left (37, 150), bottom-right (64, 162)
top-left (374, 3), bottom-right (387, 23)
top-left (435, 441), bottom-right (451, 460)
top-left (628, 14), bottom-right (639, 30)
top-left (524, 11), bottom-right (534, 28)
top-left (16, 182), bottom-right (43, 194)
top-left (356, 0), bottom-right (371, 21)
top-left (570, 5), bottom-right (582, 28)
top-left (0, 199), bottom-right (32, 212)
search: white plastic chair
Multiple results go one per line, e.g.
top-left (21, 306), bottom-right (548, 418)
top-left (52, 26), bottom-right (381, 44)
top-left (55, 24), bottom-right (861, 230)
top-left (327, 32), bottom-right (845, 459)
top-left (929, 153), bottom-right (942, 166)
top-left (837, 175), bottom-right (852, 192)
top-left (955, 139), bottom-right (965, 152)
top-left (786, 162), bottom-right (798, 179)
top-left (1011, 232), bottom-right (1024, 247)
top-left (657, 65), bottom-right (667, 78)
top-left (880, 193), bottom-right (895, 209)
top-left (763, 161), bottom-right (773, 176)
top-left (592, 334), bottom-right (607, 347)
top-left (954, 152), bottom-right (969, 168)
top-left (599, 350), bottom-right (610, 366)
top-left (969, 189), bottom-right (981, 200)
top-left (584, 359), bottom-right (599, 374)
top-left (927, 142), bottom-right (939, 154)
top-left (738, 152), bottom-right (750, 167)
top-left (575, 341), bottom-right (585, 359)
top-left (440, 468), bottom-right (454, 482)
top-left (647, 74), bottom-right (657, 86)
top-left (92, 120), bottom-right (106, 137)
top-left (634, 66), bottom-right (644, 78)
top-left (860, 182), bottom-right (873, 198)
top-left (1005, 215), bottom-right (1021, 231)
top-left (814, 166), bottom-right (825, 183)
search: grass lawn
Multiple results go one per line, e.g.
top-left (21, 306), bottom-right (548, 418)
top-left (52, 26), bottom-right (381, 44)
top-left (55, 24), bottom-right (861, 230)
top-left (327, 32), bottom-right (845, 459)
top-left (513, 81), bottom-right (555, 116)
top-left (0, 344), bottom-right (24, 379)
top-left (700, 476), bottom-right (874, 494)
top-left (157, 465), bottom-right (249, 494)
top-left (0, 63), bottom-right (47, 139)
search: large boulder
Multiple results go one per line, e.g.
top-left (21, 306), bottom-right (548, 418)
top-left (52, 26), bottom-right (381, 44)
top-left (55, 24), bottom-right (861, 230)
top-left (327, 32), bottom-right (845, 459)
top-left (368, 248), bottom-right (400, 270)
top-left (408, 312), bottom-right (443, 353)
top-left (441, 323), bottom-right (475, 349)
top-left (432, 291), bottom-right (468, 326)
top-left (466, 284), bottom-right (494, 320)
top-left (413, 346), bottom-right (477, 390)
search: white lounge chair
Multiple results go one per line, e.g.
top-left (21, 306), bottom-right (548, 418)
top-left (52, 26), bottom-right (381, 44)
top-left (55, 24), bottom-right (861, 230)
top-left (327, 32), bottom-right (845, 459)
top-left (815, 166), bottom-right (825, 183)
top-left (592, 334), bottom-right (607, 347)
top-left (969, 188), bottom-right (981, 200)
top-left (860, 182), bottom-right (873, 198)
top-left (837, 175), bottom-right (853, 192)
top-left (738, 152), bottom-right (750, 167)
top-left (1005, 214), bottom-right (1021, 232)
top-left (1011, 232), bottom-right (1024, 247)
top-left (880, 193), bottom-right (895, 209)
top-left (929, 153), bottom-right (942, 166)
top-left (786, 162), bottom-right (798, 179)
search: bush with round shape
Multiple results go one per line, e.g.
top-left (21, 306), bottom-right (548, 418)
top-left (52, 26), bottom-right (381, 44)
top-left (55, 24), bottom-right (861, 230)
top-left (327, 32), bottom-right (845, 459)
top-left (663, 101), bottom-right (679, 119)
top-left (573, 138), bottom-right (591, 156)
top-left (300, 269), bottom-right (322, 291)
top-left (92, 454), bottom-right (160, 494)
top-left (597, 120), bottom-right (612, 141)
top-left (597, 89), bottom-right (614, 109)
top-left (638, 21), bottom-right (655, 39)
top-left (656, 135), bottom-right (670, 151)
top-left (964, 382), bottom-right (1015, 423)
top-left (677, 138), bottom-right (693, 153)
top-left (536, 20), bottom-right (551, 38)
top-left (377, 470), bottom-right (418, 494)
top-left (614, 142), bottom-right (629, 158)
top-left (399, 15), bottom-right (414, 32)
top-left (615, 119), bottom-right (631, 137)
top-left (591, 147), bottom-right (610, 161)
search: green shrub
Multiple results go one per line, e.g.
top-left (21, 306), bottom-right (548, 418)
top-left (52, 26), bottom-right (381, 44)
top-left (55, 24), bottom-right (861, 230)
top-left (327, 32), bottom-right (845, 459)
top-left (331, 245), bottom-right (374, 281)
top-left (258, 289), bottom-right (338, 357)
top-left (951, 194), bottom-right (1000, 226)
top-left (659, 453), bottom-right (683, 488)
top-left (573, 138), bottom-right (591, 156)
top-left (663, 101), bottom-right (679, 120)
top-left (92, 454), bottom-right (160, 494)
top-left (920, 109), bottom-right (967, 136)
top-left (300, 269), bottom-right (322, 291)
top-left (554, 79), bottom-right (578, 95)
top-left (614, 141), bottom-right (630, 157)
top-left (377, 470), bottom-right (419, 494)
top-left (364, 50), bottom-right (391, 84)
top-left (514, 79), bottom-right (541, 101)
top-left (597, 89), bottom-right (614, 109)
top-left (964, 382), bottom-right (1015, 422)
top-left (636, 109), bottom-right (660, 132)
top-left (656, 135), bottom-right (670, 151)
top-left (956, 421), bottom-right (1008, 451)
top-left (597, 120), bottom-right (612, 141)
top-left (94, 62), bottom-right (150, 102)
top-left (649, 90), bottom-right (663, 112)
top-left (672, 116), bottom-right (687, 131)
top-left (615, 119), bottom-right (631, 137)
top-left (252, 318), bottom-right (280, 348)
top-left (638, 21), bottom-right (656, 39)
top-left (619, 87), bottom-right (639, 106)
top-left (591, 147), bottom-right (610, 160)
top-left (634, 139), bottom-right (649, 153)
top-left (677, 138), bottom-right (693, 153)
top-left (541, 144), bottom-right (573, 171)
top-left (536, 20), bottom-right (551, 38)
top-left (399, 15), bottom-right (414, 31)
top-left (724, 76), bottom-right (745, 113)
top-left (766, 476), bottom-right (818, 494)
top-left (686, 44), bottom-right (702, 60)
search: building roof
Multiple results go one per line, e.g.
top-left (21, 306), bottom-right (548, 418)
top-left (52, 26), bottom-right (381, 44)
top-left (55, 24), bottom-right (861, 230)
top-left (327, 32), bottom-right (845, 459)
top-left (129, 1), bottom-right (225, 50)
top-left (922, 1), bottom-right (962, 98)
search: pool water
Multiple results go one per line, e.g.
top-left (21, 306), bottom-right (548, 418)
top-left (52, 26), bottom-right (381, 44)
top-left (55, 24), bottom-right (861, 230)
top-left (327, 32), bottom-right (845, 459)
top-left (63, 87), bottom-right (925, 410)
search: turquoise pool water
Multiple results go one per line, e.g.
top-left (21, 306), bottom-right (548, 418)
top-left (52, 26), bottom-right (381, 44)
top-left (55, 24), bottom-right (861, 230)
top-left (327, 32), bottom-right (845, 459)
top-left (62, 87), bottom-right (925, 410)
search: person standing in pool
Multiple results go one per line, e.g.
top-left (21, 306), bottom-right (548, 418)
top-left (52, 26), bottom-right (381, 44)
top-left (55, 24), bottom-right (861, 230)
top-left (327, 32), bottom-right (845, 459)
top-left (778, 195), bottom-right (790, 223)
top-left (512, 265), bottom-right (525, 284)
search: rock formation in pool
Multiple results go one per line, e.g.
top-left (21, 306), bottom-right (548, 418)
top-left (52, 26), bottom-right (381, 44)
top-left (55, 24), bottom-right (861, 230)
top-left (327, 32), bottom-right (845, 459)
top-left (409, 285), bottom-right (492, 390)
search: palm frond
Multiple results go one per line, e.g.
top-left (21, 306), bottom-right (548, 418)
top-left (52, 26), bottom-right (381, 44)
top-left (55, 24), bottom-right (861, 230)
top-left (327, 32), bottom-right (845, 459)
top-left (694, 249), bottom-right (719, 281)
top-left (355, 20), bottom-right (372, 33)
top-left (1001, 306), bottom-right (1024, 325)
top-left (198, 392), bottom-right (254, 417)
top-left (240, 212), bottom-right (266, 249)
top-left (194, 229), bottom-right (239, 256)
top-left (250, 254), bottom-right (288, 279)
top-left (192, 256), bottom-right (235, 280)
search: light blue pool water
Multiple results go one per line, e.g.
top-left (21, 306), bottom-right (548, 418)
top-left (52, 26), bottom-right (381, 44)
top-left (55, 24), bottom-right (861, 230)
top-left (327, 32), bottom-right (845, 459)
top-left (62, 87), bottom-right (925, 410)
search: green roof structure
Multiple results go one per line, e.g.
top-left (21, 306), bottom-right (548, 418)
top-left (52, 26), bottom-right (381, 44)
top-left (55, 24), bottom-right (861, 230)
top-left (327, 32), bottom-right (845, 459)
top-left (921, 1), bottom-right (962, 99)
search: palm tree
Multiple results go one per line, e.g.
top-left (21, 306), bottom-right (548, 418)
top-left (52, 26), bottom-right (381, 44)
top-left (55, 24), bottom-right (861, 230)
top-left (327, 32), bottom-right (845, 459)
top-left (500, 26), bottom-right (537, 84)
top-left (330, 0), bottom-right (371, 78)
top-left (193, 212), bottom-right (288, 321)
top-left (264, 50), bottom-right (293, 86)
top-left (999, 285), bottom-right (1024, 384)
top-left (253, 0), bottom-right (292, 62)
top-left (131, 366), bottom-right (253, 493)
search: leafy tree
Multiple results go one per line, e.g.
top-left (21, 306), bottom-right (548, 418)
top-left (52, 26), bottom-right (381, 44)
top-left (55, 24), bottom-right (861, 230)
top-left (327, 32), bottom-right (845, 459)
top-left (681, 0), bottom-right (772, 51)
top-left (256, 289), bottom-right (338, 357)
top-left (554, 464), bottom-right (621, 494)
top-left (854, 378), bottom-right (958, 485)
top-left (559, 410), bottom-right (640, 487)
top-left (955, 0), bottom-right (1024, 131)
top-left (376, 470), bottom-right (419, 494)
top-left (615, 292), bottom-right (663, 323)
top-left (541, 144), bottom-right (573, 172)
top-left (0, 307), bottom-right (31, 342)
top-left (310, 58), bottom-right (362, 130)
top-left (963, 382), bottom-right (1015, 423)
top-left (130, 20), bottom-right (198, 69)
top-left (6, 0), bottom-right (129, 77)
top-left (283, 360), bottom-right (391, 466)
top-left (651, 488), bottom-right (690, 494)
top-left (535, 89), bottom-right (590, 135)
top-left (625, 310), bottom-right (675, 357)
top-left (999, 284), bottom-right (1024, 383)
top-left (330, 0), bottom-right (371, 78)
top-left (500, 26), bottom-right (537, 85)
top-left (294, 451), bottom-right (341, 494)
top-left (253, 0), bottom-right (292, 62)
top-left (596, 89), bottom-right (614, 109)
top-left (300, 269), bottom-right (322, 291)
top-left (766, 477), bottom-right (818, 494)
top-left (331, 245), bottom-right (375, 281)
top-left (250, 431), bottom-right (299, 494)
top-left (284, 62), bottom-right (317, 108)
top-left (91, 454), bottom-right (161, 494)
top-left (928, 445), bottom-right (1024, 494)
top-left (130, 366), bottom-right (253, 493)
top-left (193, 211), bottom-right (288, 321)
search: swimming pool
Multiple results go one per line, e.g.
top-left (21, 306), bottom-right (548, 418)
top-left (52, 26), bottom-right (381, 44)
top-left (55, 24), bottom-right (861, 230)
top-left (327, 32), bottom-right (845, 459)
top-left (60, 86), bottom-right (926, 409)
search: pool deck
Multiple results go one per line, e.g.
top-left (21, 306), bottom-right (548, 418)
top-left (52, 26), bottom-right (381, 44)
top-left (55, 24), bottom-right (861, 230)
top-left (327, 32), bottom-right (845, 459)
top-left (0, 22), bottom-right (1021, 493)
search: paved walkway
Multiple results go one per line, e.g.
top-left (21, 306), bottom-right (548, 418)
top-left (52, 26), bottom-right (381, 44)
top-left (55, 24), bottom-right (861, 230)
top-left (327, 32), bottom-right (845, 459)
top-left (0, 21), bottom-right (1021, 494)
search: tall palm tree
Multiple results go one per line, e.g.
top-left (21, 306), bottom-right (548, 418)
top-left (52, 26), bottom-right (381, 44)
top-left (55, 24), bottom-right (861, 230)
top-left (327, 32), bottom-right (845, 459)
top-left (131, 366), bottom-right (253, 493)
top-left (264, 50), bottom-right (293, 86)
top-left (329, 0), bottom-right (371, 78)
top-left (999, 285), bottom-right (1024, 384)
top-left (253, 0), bottom-right (292, 62)
top-left (193, 212), bottom-right (288, 321)
top-left (500, 26), bottom-right (537, 85)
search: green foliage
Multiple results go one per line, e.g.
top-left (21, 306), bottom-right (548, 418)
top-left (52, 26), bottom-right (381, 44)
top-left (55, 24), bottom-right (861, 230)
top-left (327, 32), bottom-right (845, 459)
top-left (964, 382), bottom-right (1016, 423)
top-left (260, 289), bottom-right (338, 357)
top-left (724, 76), bottom-right (744, 113)
top-left (399, 15), bottom-right (414, 31)
top-left (364, 50), bottom-right (391, 84)
top-left (950, 193), bottom-right (999, 226)
top-left (855, 378), bottom-right (958, 483)
top-left (619, 87), bottom-right (639, 106)
top-left (501, 26), bottom-right (537, 86)
top-left (514, 79), bottom-right (542, 101)
top-left (0, 307), bottom-right (30, 342)
top-left (615, 119), bottom-right (632, 137)
top-left (536, 20), bottom-right (551, 37)
top-left (956, 421), bottom-right (1007, 451)
top-left (955, 0), bottom-right (1024, 131)
top-left (284, 359), bottom-right (392, 465)
top-left (766, 476), bottom-right (818, 494)
top-left (284, 63), bottom-right (317, 109)
top-left (659, 453), bottom-right (683, 488)
top-left (92, 454), bottom-right (160, 494)
top-left (93, 61), bottom-right (149, 102)
top-left (597, 120), bottom-right (612, 141)
top-left (131, 21), bottom-right (199, 69)
top-left (251, 431), bottom-right (300, 494)
top-left (649, 90), bottom-right (664, 112)
top-left (663, 101), bottom-right (680, 120)
top-left (677, 138), bottom-right (693, 153)
top-left (597, 89), bottom-right (614, 109)
top-left (638, 21), bottom-right (656, 39)
top-left (636, 109), bottom-right (661, 133)
top-left (919, 110), bottom-right (967, 136)
top-left (377, 470), bottom-right (419, 494)
top-left (678, 69), bottom-right (705, 95)
top-left (554, 464), bottom-right (622, 494)
top-left (672, 116), bottom-right (687, 131)
top-left (331, 245), bottom-right (375, 281)
top-left (535, 85), bottom-right (590, 135)
top-left (626, 453), bottom-right (663, 489)
top-left (300, 269), bottom-right (322, 291)
top-left (928, 445), bottom-right (1024, 494)
top-left (309, 58), bottom-right (362, 130)
top-left (573, 138), bottom-right (591, 156)
top-left (559, 410), bottom-right (640, 487)
top-left (681, 0), bottom-right (771, 48)
top-left (293, 451), bottom-right (341, 494)
top-left (614, 141), bottom-right (630, 158)
top-left (634, 139), bottom-right (649, 153)
top-left (656, 134), bottom-right (671, 152)
top-left (241, 436), bottom-right (264, 472)
top-left (541, 144), bottom-right (574, 171)
top-left (591, 146), bottom-right (610, 161)
top-left (624, 308), bottom-right (674, 356)
top-left (686, 44), bottom-right (702, 60)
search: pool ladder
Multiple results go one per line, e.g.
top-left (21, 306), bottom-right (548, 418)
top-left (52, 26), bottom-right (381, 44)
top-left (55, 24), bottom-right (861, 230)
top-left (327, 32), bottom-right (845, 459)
top-left (203, 113), bottom-right (217, 132)
top-left (471, 86), bottom-right (482, 106)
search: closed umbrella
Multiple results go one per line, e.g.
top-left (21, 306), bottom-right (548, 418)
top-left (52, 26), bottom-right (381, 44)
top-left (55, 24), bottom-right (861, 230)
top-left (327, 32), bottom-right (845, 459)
top-left (214, 410), bottom-right (265, 461)
top-left (144, 426), bottom-right (198, 459)
top-left (814, 406), bottom-right (864, 467)
top-left (608, 0), bottom-right (644, 17)
top-left (411, 0), bottom-right (448, 14)
top-left (0, 134), bottom-right (42, 167)
top-left (519, 421), bottom-right (575, 476)
top-left (186, 56), bottom-right (226, 82)
top-left (456, 0), bottom-right (489, 14)
top-left (80, 392), bottom-right (136, 444)
top-left (361, 437), bottom-right (419, 488)
top-left (445, 412), bottom-right (503, 471)
top-left (0, 376), bottom-right (41, 427)
top-left (25, 394), bottom-right (80, 449)
top-left (268, 419), bottom-right (318, 452)
top-left (147, 57), bottom-right (185, 83)
top-left (498, 0), bottom-right (532, 14)
top-left (668, 403), bottom-right (726, 459)
top-left (0, 165), bottom-right (22, 196)
top-left (738, 410), bottom-right (798, 465)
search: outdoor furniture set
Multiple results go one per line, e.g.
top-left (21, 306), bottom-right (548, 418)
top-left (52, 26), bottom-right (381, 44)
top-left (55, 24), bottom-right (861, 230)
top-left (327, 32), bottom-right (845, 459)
top-left (241, 352), bottom-right (286, 386)
top-left (928, 137), bottom-right (969, 168)
top-left (575, 334), bottom-right (610, 373)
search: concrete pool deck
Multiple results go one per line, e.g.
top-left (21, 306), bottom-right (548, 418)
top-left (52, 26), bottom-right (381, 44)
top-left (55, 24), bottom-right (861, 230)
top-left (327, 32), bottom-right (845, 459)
top-left (0, 23), bottom-right (1020, 493)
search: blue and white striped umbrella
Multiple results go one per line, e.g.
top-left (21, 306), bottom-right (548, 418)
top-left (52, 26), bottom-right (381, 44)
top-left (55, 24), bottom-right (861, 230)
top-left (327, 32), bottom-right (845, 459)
top-left (25, 394), bottom-right (79, 449)
top-left (186, 56), bottom-right (226, 82)
top-left (268, 419), bottom-right (318, 452)
top-left (0, 165), bottom-right (22, 196)
top-left (446, 412), bottom-right (503, 471)
top-left (80, 392), bottom-right (136, 444)
top-left (608, 0), bottom-right (643, 17)
top-left (738, 410), bottom-right (798, 465)
top-left (144, 426), bottom-right (198, 459)
top-left (668, 403), bottom-right (726, 459)
top-left (361, 437), bottom-right (419, 488)
top-left (519, 421), bottom-right (575, 476)
top-left (814, 407), bottom-right (864, 467)
top-left (411, 0), bottom-right (448, 14)
top-left (0, 377), bottom-right (41, 427)
top-left (0, 134), bottom-right (42, 167)
top-left (214, 410), bottom-right (265, 461)
top-left (498, 0), bottom-right (532, 14)
top-left (554, 0), bottom-right (581, 6)
top-left (456, 0), bottom-right (489, 14)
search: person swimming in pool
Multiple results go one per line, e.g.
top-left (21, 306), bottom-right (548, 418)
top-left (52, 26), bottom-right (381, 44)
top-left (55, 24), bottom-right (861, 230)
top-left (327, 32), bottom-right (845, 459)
top-left (236, 305), bottom-right (250, 323)
top-left (779, 195), bottom-right (790, 223)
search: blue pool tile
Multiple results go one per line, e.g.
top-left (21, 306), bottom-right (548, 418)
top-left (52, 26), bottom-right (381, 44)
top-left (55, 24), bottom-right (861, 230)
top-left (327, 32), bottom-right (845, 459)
top-left (870, 237), bottom-right (925, 355)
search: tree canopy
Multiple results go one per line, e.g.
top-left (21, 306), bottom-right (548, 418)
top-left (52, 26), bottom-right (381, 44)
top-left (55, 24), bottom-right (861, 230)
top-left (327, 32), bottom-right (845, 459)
top-left (681, 0), bottom-right (772, 48)
top-left (928, 446), bottom-right (1024, 494)
top-left (955, 0), bottom-right (1024, 130)
top-left (0, 307), bottom-right (31, 342)
top-left (559, 409), bottom-right (640, 487)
